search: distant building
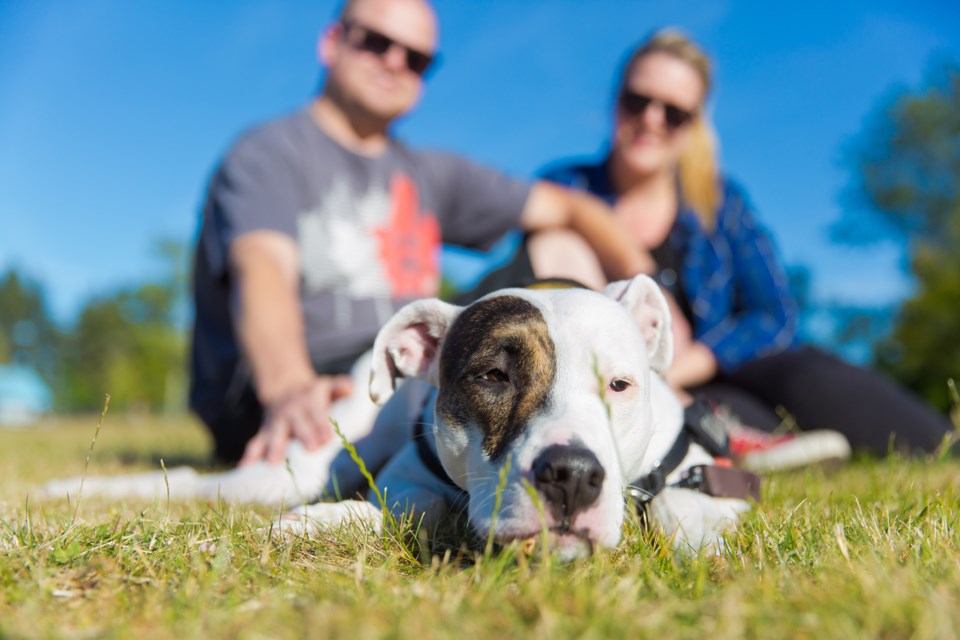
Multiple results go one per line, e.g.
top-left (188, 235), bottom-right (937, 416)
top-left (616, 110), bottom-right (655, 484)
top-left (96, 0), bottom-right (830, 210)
top-left (0, 364), bottom-right (52, 427)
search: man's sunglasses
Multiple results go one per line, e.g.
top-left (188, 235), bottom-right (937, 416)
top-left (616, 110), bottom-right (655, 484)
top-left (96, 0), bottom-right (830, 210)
top-left (340, 20), bottom-right (436, 76)
top-left (618, 90), bottom-right (696, 130)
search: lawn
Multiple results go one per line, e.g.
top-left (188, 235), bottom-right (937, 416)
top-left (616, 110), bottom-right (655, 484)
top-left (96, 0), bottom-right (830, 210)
top-left (2, 413), bottom-right (960, 639)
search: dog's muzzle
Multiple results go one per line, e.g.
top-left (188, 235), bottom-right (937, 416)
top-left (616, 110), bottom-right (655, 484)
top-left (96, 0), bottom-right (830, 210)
top-left (532, 445), bottom-right (605, 526)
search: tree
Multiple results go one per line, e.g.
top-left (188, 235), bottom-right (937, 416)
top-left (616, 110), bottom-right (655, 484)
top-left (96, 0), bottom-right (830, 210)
top-left (835, 61), bottom-right (960, 410)
top-left (60, 290), bottom-right (186, 412)
top-left (0, 268), bottom-right (62, 390)
top-left (59, 238), bottom-right (189, 413)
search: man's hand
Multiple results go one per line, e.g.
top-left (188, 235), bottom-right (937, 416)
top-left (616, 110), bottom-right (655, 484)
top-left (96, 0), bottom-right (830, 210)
top-left (229, 230), bottom-right (350, 466)
top-left (239, 374), bottom-right (354, 466)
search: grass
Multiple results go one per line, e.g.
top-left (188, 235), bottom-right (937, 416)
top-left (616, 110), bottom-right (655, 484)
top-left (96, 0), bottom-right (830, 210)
top-left (2, 415), bottom-right (960, 639)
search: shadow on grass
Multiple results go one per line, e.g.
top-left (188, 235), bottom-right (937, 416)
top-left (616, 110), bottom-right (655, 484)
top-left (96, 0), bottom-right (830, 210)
top-left (112, 451), bottom-right (219, 470)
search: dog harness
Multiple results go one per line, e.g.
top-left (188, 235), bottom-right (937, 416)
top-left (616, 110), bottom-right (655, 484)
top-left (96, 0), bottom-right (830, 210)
top-left (627, 397), bottom-right (761, 506)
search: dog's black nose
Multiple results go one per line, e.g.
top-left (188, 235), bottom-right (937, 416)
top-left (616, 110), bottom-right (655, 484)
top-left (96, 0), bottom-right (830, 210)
top-left (532, 445), bottom-right (605, 523)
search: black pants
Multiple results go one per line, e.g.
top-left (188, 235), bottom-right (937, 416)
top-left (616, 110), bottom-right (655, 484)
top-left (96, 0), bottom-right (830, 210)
top-left (690, 346), bottom-right (955, 455)
top-left (207, 381), bottom-right (264, 464)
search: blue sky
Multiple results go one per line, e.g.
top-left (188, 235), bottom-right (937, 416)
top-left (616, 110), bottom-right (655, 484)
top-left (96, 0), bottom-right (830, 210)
top-left (1, 0), bottom-right (958, 324)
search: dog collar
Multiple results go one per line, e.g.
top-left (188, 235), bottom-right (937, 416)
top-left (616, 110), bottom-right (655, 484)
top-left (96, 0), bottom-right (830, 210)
top-left (628, 398), bottom-right (761, 505)
top-left (521, 277), bottom-right (590, 290)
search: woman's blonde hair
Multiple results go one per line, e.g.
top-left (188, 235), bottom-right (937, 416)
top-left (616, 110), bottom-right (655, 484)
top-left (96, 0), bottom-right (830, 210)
top-left (620, 29), bottom-right (721, 228)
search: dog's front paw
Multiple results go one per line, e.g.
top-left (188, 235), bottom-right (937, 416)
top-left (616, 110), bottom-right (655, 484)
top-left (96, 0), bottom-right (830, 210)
top-left (267, 500), bottom-right (384, 540)
top-left (648, 488), bottom-right (750, 553)
top-left (269, 509), bottom-right (321, 539)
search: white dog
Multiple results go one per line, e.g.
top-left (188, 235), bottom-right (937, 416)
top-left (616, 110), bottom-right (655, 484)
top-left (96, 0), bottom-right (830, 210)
top-left (276, 275), bottom-right (755, 558)
top-left (42, 275), bottom-right (754, 558)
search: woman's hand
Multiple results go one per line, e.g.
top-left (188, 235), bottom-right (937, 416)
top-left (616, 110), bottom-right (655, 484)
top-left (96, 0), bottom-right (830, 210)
top-left (664, 341), bottom-right (718, 392)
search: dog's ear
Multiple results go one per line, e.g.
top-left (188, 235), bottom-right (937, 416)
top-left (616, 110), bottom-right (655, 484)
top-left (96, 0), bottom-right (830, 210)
top-left (603, 274), bottom-right (674, 373)
top-left (369, 298), bottom-right (461, 405)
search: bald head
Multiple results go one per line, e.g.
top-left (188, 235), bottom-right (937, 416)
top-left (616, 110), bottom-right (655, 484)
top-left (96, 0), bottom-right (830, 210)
top-left (319, 0), bottom-right (438, 132)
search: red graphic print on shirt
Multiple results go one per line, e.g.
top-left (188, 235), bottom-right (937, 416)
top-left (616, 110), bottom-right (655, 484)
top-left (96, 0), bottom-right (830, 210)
top-left (374, 173), bottom-right (440, 298)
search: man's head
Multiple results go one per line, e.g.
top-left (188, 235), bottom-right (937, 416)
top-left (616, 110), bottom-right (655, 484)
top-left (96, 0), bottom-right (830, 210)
top-left (320, 0), bottom-right (438, 127)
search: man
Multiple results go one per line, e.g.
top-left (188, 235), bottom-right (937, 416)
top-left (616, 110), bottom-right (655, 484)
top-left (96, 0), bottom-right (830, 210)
top-left (190, 0), bottom-right (653, 466)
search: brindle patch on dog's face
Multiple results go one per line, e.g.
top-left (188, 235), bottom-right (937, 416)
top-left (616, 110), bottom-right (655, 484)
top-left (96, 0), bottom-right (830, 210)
top-left (436, 295), bottom-right (556, 460)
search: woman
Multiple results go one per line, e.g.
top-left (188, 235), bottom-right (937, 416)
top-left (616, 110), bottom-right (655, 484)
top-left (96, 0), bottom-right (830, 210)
top-left (539, 30), bottom-right (955, 464)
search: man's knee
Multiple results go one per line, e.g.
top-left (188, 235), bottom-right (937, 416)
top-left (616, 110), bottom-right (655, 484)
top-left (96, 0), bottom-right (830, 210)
top-left (526, 229), bottom-right (606, 290)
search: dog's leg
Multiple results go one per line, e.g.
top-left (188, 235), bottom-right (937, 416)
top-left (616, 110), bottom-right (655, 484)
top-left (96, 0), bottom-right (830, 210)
top-left (321, 379), bottom-right (434, 500)
top-left (41, 466), bottom-right (202, 501)
top-left (648, 488), bottom-right (750, 552)
top-left (38, 392), bottom-right (378, 506)
top-left (39, 354), bottom-right (383, 506)
top-left (271, 442), bottom-right (458, 539)
top-left (368, 442), bottom-right (458, 526)
top-left (273, 500), bottom-right (384, 537)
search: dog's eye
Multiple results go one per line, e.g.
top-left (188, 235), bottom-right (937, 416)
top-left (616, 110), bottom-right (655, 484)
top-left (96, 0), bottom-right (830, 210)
top-left (608, 379), bottom-right (631, 392)
top-left (478, 369), bottom-right (509, 383)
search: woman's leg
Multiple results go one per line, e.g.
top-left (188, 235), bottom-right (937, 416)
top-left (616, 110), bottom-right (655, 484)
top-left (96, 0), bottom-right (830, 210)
top-left (722, 346), bottom-right (955, 455)
top-left (686, 379), bottom-right (852, 472)
top-left (526, 229), bottom-right (607, 291)
top-left (687, 381), bottom-right (782, 431)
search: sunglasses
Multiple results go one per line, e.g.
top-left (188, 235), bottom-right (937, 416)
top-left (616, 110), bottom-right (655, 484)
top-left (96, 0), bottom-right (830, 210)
top-left (340, 20), bottom-right (436, 76)
top-left (618, 89), bottom-right (697, 130)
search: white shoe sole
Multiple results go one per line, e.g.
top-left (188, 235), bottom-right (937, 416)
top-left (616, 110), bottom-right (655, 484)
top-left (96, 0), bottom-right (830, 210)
top-left (738, 430), bottom-right (852, 473)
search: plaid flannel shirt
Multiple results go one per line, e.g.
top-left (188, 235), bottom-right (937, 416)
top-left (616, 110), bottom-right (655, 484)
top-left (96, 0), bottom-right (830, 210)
top-left (542, 159), bottom-right (798, 372)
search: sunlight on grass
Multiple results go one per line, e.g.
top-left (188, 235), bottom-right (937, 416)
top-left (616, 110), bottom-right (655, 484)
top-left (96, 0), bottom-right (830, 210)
top-left (2, 416), bottom-right (960, 638)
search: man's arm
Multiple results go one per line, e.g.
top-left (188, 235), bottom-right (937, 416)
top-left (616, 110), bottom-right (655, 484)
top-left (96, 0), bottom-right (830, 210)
top-left (229, 231), bottom-right (352, 465)
top-left (520, 181), bottom-right (656, 280)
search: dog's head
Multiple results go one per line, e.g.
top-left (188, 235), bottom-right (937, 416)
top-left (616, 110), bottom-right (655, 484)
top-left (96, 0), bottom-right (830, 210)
top-left (369, 274), bottom-right (673, 559)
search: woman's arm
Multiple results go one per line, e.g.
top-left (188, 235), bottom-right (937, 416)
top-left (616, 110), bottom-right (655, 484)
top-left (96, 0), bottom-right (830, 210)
top-left (695, 185), bottom-right (798, 372)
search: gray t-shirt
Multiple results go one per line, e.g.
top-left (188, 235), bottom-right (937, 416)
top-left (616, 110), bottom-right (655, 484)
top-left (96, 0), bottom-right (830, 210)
top-left (190, 110), bottom-right (530, 423)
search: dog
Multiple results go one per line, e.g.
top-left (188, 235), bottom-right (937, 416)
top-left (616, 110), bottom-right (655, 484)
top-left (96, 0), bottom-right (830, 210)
top-left (273, 274), bottom-right (754, 558)
top-left (41, 275), bottom-right (753, 558)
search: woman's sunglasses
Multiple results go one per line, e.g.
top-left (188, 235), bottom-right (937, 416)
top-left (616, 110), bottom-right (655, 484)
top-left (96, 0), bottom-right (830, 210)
top-left (340, 20), bottom-right (436, 76)
top-left (618, 90), bottom-right (696, 130)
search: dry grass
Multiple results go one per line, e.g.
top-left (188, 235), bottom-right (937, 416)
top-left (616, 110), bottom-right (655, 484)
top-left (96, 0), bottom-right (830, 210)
top-left (2, 414), bottom-right (960, 639)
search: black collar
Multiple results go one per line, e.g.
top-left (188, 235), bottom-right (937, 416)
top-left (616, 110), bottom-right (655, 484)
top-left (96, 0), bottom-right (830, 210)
top-left (413, 420), bottom-right (461, 491)
top-left (627, 398), bottom-right (761, 506)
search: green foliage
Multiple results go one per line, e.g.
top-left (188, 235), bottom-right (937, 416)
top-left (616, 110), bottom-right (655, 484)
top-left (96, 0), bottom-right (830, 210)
top-left (438, 275), bottom-right (462, 302)
top-left (838, 62), bottom-right (960, 410)
top-left (58, 239), bottom-right (189, 413)
top-left (874, 240), bottom-right (960, 410)
top-left (0, 269), bottom-right (62, 385)
top-left (0, 238), bottom-right (190, 414)
top-left (835, 62), bottom-right (960, 247)
top-left (59, 288), bottom-right (186, 412)
top-left (0, 325), bottom-right (7, 362)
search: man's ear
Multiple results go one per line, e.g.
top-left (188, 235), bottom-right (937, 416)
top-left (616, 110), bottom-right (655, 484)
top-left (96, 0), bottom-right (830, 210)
top-left (368, 298), bottom-right (461, 405)
top-left (603, 275), bottom-right (674, 373)
top-left (318, 22), bottom-right (342, 67)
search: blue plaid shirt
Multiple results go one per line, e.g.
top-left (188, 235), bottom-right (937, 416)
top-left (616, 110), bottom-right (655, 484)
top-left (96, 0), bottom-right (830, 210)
top-left (543, 159), bottom-right (798, 372)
